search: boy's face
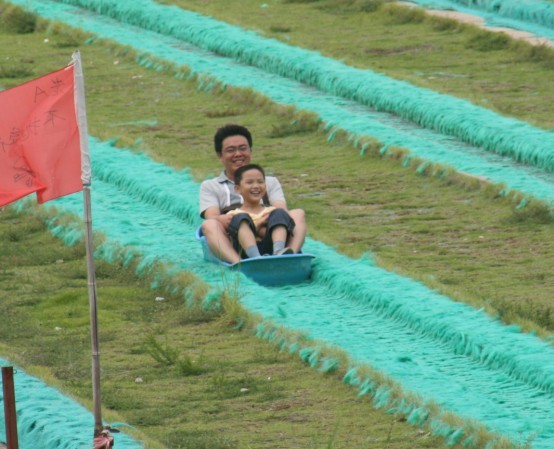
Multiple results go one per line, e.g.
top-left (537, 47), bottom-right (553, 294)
top-left (234, 169), bottom-right (266, 204)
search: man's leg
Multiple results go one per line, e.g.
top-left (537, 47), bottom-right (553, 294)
top-left (287, 209), bottom-right (306, 253)
top-left (201, 219), bottom-right (241, 264)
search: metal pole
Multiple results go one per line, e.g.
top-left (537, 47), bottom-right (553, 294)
top-left (1, 366), bottom-right (19, 449)
top-left (83, 186), bottom-right (103, 437)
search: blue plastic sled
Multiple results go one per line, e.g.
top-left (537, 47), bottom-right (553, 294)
top-left (196, 227), bottom-right (315, 287)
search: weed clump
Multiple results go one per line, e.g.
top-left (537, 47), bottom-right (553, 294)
top-left (510, 199), bottom-right (554, 224)
top-left (429, 16), bottom-right (465, 32)
top-left (465, 29), bottom-right (511, 52)
top-left (512, 41), bottom-right (554, 69)
top-left (381, 3), bottom-right (426, 25)
top-left (269, 24), bottom-right (292, 33)
top-left (328, 0), bottom-right (387, 12)
top-left (162, 430), bottom-right (238, 449)
top-left (0, 4), bottom-right (37, 34)
top-left (357, 0), bottom-right (386, 13)
top-left (144, 334), bottom-right (179, 366)
top-left (269, 113), bottom-right (321, 138)
top-left (0, 64), bottom-right (34, 79)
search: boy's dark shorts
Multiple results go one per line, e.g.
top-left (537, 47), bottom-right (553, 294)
top-left (227, 208), bottom-right (295, 258)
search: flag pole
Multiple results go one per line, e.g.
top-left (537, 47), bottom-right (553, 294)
top-left (84, 184), bottom-right (103, 437)
top-left (72, 51), bottom-right (103, 438)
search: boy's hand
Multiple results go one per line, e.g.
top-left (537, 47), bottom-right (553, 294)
top-left (215, 213), bottom-right (233, 230)
top-left (257, 225), bottom-right (267, 239)
top-left (255, 211), bottom-right (270, 230)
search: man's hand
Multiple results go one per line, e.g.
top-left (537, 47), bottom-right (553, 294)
top-left (215, 213), bottom-right (233, 230)
top-left (203, 206), bottom-right (233, 230)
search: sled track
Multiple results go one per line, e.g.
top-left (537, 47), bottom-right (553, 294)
top-left (1, 1), bottom-right (554, 448)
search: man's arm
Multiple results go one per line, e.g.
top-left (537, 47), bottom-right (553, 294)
top-left (203, 206), bottom-right (222, 220)
top-left (199, 182), bottom-right (239, 263)
top-left (271, 199), bottom-right (287, 210)
top-left (266, 176), bottom-right (287, 209)
top-left (204, 205), bottom-right (233, 229)
top-left (199, 179), bottom-right (225, 218)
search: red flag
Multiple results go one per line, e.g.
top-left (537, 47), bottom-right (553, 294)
top-left (0, 63), bottom-right (83, 207)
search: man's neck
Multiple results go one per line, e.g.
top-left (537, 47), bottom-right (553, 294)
top-left (224, 170), bottom-right (235, 182)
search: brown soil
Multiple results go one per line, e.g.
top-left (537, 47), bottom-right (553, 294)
top-left (398, 2), bottom-right (554, 47)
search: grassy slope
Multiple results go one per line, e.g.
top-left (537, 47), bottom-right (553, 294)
top-left (80, 0), bottom-right (554, 334)
top-left (0, 1), bottom-right (553, 448)
top-left (160, 0), bottom-right (554, 129)
top-left (1, 208), bottom-right (448, 449)
top-left (148, 0), bottom-right (554, 334)
top-left (0, 13), bottom-right (448, 449)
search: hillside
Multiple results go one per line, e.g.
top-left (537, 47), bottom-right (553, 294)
top-left (0, 1), bottom-right (553, 449)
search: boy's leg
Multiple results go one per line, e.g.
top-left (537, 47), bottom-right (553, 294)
top-left (238, 221), bottom-right (261, 258)
top-left (271, 226), bottom-right (288, 252)
top-left (264, 209), bottom-right (295, 254)
top-left (228, 213), bottom-right (260, 259)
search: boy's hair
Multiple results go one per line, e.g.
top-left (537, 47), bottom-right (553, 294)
top-left (214, 124), bottom-right (253, 154)
top-left (234, 164), bottom-right (265, 185)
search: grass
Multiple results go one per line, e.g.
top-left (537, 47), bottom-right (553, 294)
top-left (0, 1), bottom-right (552, 448)
top-left (0, 206), bottom-right (454, 449)
top-left (122, 0), bottom-right (554, 335)
top-left (163, 0), bottom-right (554, 129)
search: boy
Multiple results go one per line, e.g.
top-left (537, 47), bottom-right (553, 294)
top-left (226, 164), bottom-right (295, 259)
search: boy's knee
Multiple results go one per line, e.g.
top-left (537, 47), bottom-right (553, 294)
top-left (229, 213), bottom-right (255, 235)
top-left (270, 208), bottom-right (291, 221)
top-left (268, 209), bottom-right (295, 233)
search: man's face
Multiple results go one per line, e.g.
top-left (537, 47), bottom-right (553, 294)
top-left (218, 135), bottom-right (251, 177)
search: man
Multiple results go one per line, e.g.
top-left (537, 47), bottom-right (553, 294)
top-left (199, 124), bottom-right (306, 264)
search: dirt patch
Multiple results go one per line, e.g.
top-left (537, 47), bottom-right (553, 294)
top-left (365, 43), bottom-right (434, 55)
top-left (398, 1), bottom-right (554, 47)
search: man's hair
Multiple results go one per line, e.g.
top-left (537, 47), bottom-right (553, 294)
top-left (234, 164), bottom-right (265, 185)
top-left (214, 124), bottom-right (253, 154)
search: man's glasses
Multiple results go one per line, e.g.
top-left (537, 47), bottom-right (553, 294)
top-left (222, 145), bottom-right (250, 155)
